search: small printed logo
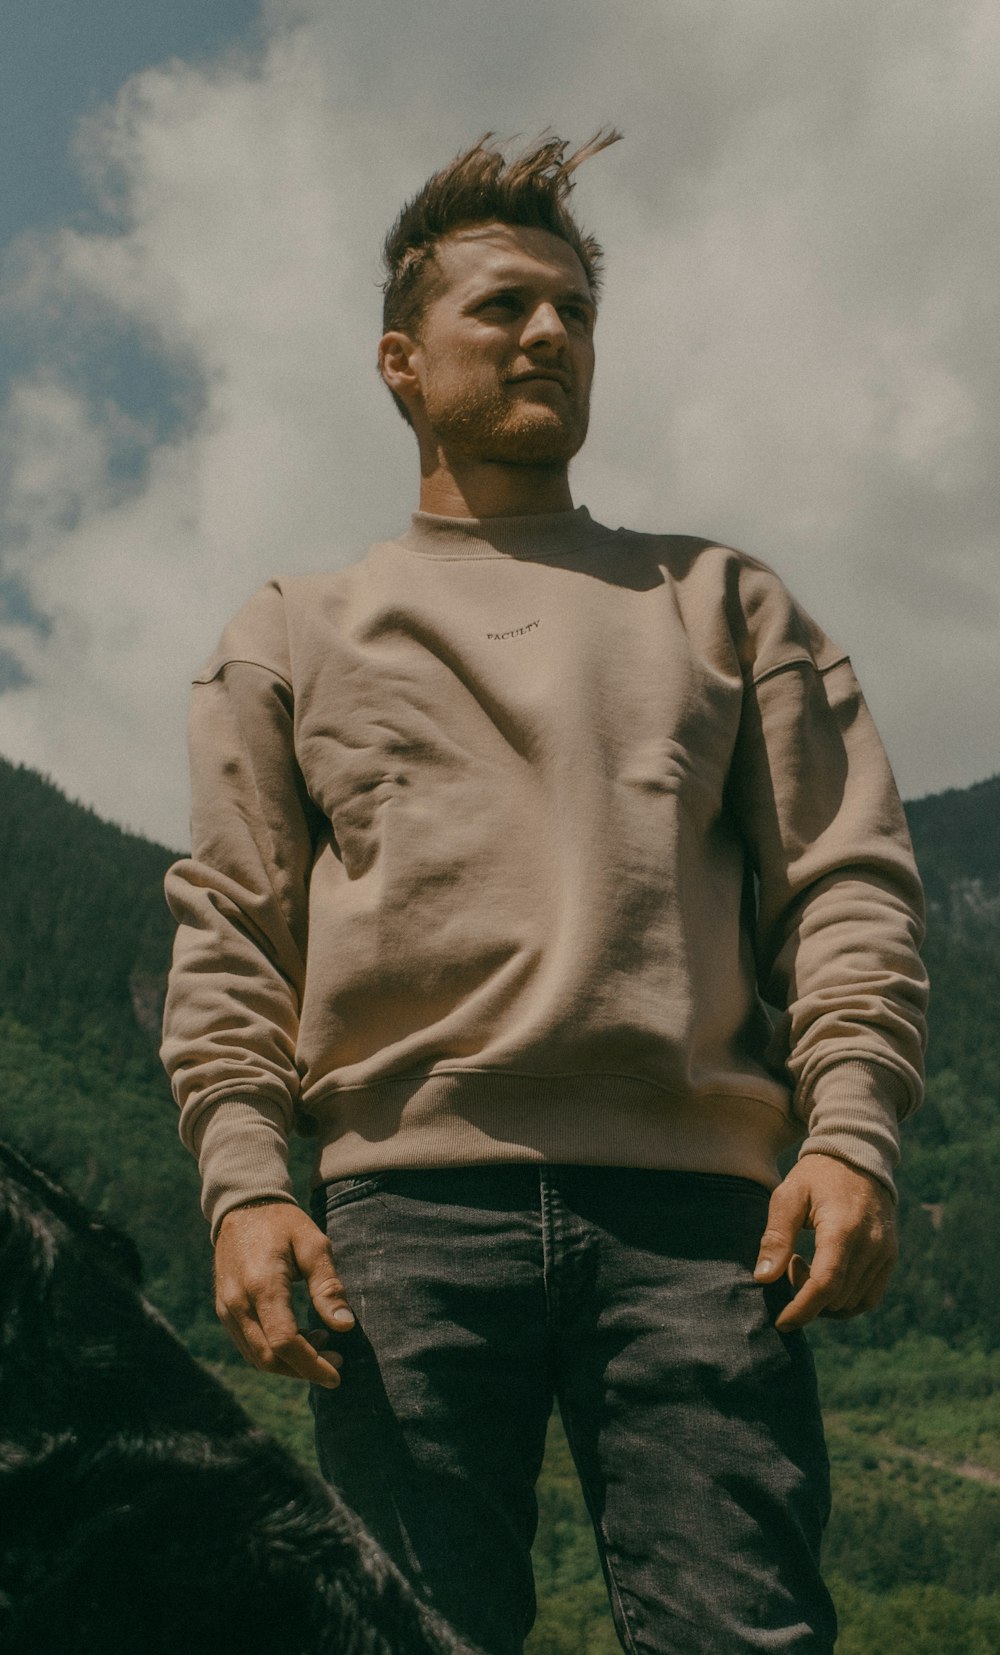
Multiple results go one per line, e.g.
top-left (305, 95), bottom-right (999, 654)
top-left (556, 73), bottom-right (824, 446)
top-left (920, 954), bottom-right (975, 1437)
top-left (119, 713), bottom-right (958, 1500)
top-left (486, 619), bottom-right (540, 641)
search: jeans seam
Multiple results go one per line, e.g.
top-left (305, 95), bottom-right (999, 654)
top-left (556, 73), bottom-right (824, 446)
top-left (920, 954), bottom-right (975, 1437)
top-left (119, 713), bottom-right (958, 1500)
top-left (545, 1170), bottom-right (640, 1655)
top-left (557, 1404), bottom-right (642, 1655)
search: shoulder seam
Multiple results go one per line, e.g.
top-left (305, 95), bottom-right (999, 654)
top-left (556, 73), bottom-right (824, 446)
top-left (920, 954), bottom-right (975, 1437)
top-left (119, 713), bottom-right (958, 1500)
top-left (750, 652), bottom-right (850, 689)
top-left (193, 656), bottom-right (294, 691)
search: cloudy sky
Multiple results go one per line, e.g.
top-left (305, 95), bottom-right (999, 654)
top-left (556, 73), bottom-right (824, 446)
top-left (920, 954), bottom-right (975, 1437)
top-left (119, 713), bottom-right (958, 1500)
top-left (1, 0), bottom-right (997, 852)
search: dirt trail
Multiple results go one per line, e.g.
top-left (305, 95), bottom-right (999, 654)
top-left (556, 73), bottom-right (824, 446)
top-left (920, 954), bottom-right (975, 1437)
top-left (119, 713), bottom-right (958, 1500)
top-left (905, 1448), bottom-right (1000, 1488)
top-left (833, 1412), bottom-right (1000, 1488)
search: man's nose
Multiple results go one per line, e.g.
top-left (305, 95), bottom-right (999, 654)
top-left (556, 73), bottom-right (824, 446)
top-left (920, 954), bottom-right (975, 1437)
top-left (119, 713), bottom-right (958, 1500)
top-left (521, 302), bottom-right (567, 350)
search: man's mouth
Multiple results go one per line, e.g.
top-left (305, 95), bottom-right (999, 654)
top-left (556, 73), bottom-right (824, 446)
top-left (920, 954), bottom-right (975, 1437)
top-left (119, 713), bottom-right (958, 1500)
top-left (508, 371), bottom-right (570, 391)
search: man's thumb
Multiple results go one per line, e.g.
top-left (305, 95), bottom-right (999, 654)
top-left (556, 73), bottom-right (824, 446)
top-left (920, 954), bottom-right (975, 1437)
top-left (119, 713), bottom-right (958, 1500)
top-left (754, 1185), bottom-right (805, 1281)
top-left (302, 1240), bottom-right (355, 1331)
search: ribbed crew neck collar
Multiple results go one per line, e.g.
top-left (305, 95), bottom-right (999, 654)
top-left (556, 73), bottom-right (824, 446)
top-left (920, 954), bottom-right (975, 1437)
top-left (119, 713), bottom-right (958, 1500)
top-left (397, 505), bottom-right (600, 560)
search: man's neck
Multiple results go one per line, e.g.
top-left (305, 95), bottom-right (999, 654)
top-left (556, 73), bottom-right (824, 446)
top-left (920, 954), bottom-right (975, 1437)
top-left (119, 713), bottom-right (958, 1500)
top-left (417, 454), bottom-right (575, 519)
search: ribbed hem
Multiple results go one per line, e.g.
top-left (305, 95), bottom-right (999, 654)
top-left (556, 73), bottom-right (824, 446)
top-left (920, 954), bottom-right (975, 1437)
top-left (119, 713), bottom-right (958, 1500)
top-left (797, 1059), bottom-right (908, 1199)
top-left (192, 1095), bottom-right (296, 1242)
top-left (303, 1070), bottom-right (801, 1194)
top-left (192, 1065), bottom-right (910, 1231)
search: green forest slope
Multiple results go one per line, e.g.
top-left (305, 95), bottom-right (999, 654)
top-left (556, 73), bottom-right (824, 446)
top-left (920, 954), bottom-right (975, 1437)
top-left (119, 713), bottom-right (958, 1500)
top-left (2, 755), bottom-right (998, 1652)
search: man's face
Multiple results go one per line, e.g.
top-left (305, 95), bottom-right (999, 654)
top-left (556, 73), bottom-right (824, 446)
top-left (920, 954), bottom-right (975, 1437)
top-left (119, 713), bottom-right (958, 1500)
top-left (401, 222), bottom-right (597, 468)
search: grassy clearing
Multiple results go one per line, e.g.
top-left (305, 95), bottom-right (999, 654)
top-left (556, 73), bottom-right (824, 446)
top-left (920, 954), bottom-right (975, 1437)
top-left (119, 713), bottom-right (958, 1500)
top-left (829, 1579), bottom-right (1000, 1655)
top-left (814, 1333), bottom-right (1000, 1476)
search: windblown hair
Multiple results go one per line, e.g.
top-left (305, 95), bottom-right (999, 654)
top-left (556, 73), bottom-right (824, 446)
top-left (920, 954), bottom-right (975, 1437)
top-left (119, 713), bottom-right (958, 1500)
top-left (380, 129), bottom-right (622, 422)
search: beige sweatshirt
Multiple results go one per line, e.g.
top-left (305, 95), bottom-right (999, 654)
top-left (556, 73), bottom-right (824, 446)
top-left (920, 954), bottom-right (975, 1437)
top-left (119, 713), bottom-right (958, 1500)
top-left (160, 508), bottom-right (928, 1237)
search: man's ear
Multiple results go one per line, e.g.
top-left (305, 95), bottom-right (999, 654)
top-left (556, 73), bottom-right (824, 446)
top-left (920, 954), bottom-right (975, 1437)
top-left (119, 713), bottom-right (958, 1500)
top-left (379, 331), bottom-right (421, 414)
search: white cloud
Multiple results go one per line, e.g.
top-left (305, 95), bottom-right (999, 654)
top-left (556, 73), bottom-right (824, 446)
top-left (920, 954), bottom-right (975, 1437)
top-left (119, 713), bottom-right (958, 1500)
top-left (0, 24), bottom-right (419, 845)
top-left (1, 0), bottom-right (998, 847)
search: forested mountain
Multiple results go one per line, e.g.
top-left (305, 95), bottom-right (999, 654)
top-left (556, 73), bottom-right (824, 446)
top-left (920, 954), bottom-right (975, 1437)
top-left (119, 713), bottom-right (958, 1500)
top-left (2, 754), bottom-right (999, 1653)
top-left (884, 775), bottom-right (1000, 1349)
top-left (0, 759), bottom-right (174, 1032)
top-left (0, 757), bottom-right (212, 1339)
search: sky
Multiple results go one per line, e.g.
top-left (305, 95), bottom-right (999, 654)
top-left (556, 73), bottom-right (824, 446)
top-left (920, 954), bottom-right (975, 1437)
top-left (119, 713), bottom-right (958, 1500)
top-left (0, 0), bottom-right (997, 853)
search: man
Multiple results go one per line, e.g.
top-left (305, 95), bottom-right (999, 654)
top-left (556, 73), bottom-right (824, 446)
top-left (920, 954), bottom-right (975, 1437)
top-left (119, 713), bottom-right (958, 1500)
top-left (161, 132), bottom-right (927, 1655)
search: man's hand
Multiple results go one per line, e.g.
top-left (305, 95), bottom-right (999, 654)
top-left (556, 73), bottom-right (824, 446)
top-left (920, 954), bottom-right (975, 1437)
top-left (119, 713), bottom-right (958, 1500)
top-left (753, 1155), bottom-right (898, 1332)
top-left (214, 1202), bottom-right (355, 1388)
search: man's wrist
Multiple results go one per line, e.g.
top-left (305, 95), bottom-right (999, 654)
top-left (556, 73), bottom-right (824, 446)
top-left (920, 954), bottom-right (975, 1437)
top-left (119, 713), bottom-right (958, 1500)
top-left (214, 1192), bottom-right (299, 1241)
top-left (795, 1145), bottom-right (897, 1202)
top-left (229, 1195), bottom-right (290, 1211)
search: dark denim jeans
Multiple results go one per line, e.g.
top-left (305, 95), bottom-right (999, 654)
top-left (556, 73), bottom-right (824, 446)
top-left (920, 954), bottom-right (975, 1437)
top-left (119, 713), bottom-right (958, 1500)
top-left (309, 1164), bottom-right (835, 1655)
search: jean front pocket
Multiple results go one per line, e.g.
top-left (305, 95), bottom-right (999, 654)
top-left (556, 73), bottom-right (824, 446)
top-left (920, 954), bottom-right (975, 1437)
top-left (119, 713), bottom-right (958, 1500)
top-left (320, 1173), bottom-right (385, 1222)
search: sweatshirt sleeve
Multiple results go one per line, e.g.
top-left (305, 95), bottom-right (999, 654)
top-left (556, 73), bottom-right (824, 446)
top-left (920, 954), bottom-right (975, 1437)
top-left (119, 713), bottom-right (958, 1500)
top-left (160, 582), bottom-right (321, 1238)
top-left (727, 562), bottom-right (928, 1196)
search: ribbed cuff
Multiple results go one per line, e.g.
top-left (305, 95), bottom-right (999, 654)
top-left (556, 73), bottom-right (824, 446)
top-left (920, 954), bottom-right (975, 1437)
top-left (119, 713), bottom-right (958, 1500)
top-left (797, 1060), bottom-right (909, 1200)
top-left (192, 1095), bottom-right (297, 1242)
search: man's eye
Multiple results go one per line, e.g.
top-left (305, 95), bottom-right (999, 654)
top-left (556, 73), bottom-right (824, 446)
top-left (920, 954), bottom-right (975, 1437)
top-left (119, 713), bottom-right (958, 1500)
top-left (482, 295), bottom-right (520, 314)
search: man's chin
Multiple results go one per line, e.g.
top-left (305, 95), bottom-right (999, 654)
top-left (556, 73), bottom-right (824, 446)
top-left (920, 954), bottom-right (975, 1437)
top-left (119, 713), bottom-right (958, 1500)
top-left (481, 413), bottom-right (588, 466)
top-left (428, 401), bottom-right (589, 467)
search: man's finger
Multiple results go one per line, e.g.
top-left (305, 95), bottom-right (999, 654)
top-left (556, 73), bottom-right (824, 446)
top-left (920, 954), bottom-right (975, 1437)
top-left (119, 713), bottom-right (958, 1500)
top-left (859, 1256), bottom-right (896, 1313)
top-left (774, 1275), bottom-right (836, 1331)
top-left (824, 1255), bottom-right (896, 1321)
top-left (218, 1301), bottom-right (302, 1376)
top-left (225, 1313), bottom-right (342, 1380)
top-left (255, 1291), bottom-right (344, 1387)
top-left (774, 1233), bottom-right (859, 1330)
top-left (787, 1253), bottom-right (811, 1294)
top-left (217, 1305), bottom-right (262, 1371)
top-left (754, 1184), bottom-right (809, 1283)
